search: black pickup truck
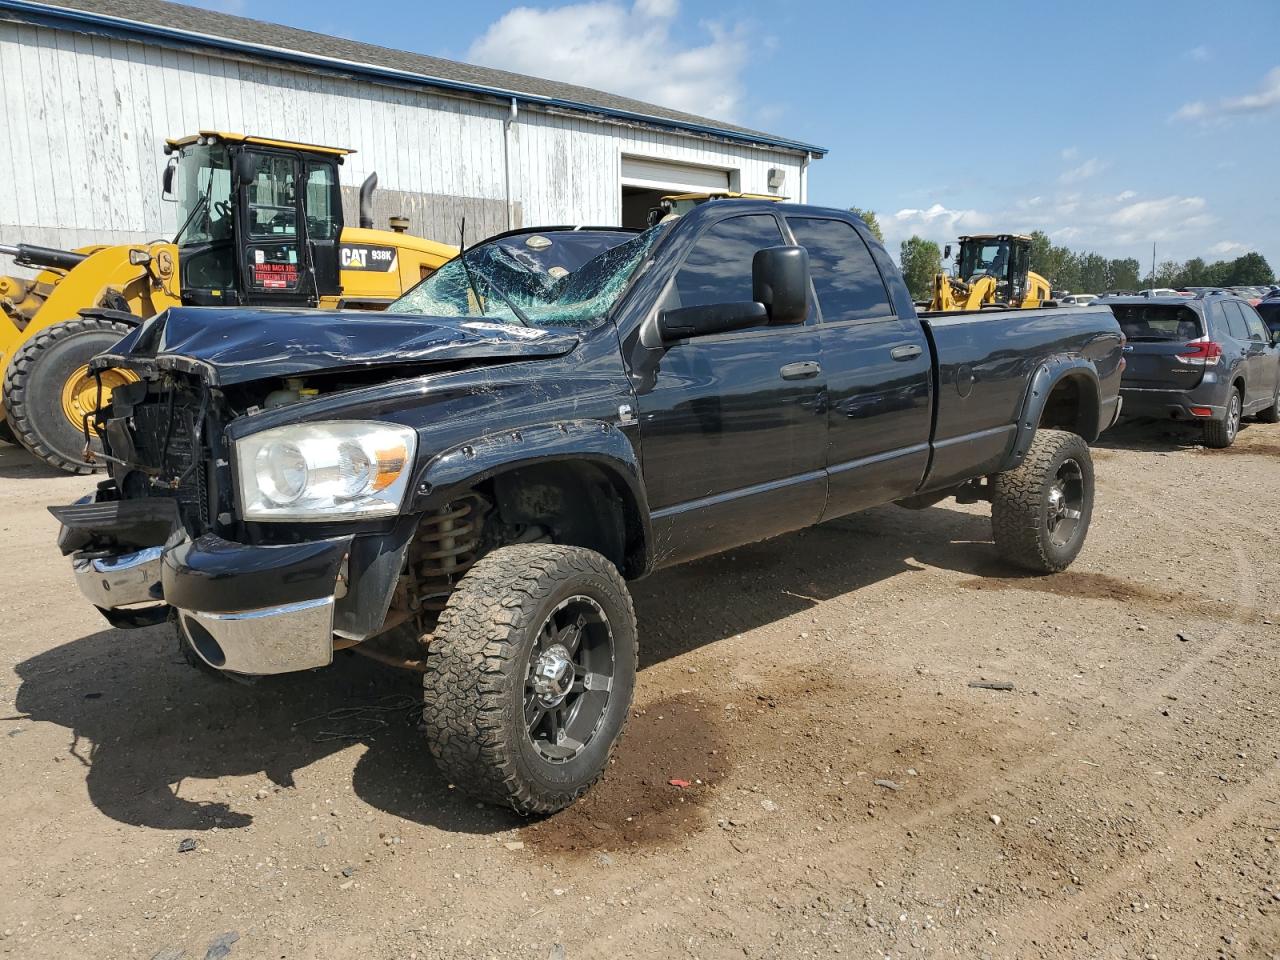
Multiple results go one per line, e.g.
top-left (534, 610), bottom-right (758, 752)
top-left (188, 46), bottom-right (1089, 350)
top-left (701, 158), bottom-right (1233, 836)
top-left (52, 202), bottom-right (1124, 814)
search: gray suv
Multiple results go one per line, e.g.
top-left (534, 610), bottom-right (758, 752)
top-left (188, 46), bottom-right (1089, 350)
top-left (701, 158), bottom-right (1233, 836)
top-left (1111, 293), bottom-right (1280, 447)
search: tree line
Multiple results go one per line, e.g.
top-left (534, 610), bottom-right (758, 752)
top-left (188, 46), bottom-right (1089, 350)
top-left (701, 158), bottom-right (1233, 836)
top-left (848, 208), bottom-right (1275, 300)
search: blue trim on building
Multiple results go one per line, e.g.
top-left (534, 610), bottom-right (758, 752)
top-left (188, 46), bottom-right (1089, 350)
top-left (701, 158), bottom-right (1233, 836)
top-left (0, 0), bottom-right (828, 157)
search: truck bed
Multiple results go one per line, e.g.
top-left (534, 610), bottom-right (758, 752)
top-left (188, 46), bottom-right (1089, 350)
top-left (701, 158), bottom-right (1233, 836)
top-left (916, 305), bottom-right (1123, 491)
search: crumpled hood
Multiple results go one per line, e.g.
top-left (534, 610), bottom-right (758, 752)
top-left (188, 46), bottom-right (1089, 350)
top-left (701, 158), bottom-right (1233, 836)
top-left (94, 307), bottom-right (579, 385)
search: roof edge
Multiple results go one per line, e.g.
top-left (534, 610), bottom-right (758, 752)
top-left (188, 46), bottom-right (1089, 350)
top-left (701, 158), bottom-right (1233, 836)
top-left (0, 0), bottom-right (828, 157)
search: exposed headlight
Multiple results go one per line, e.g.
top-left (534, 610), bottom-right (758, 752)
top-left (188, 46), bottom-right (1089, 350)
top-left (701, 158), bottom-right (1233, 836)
top-left (236, 421), bottom-right (417, 521)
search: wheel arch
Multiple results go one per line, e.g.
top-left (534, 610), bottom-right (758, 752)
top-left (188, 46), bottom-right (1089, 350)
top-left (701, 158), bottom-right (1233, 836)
top-left (1005, 359), bottom-right (1103, 472)
top-left (411, 420), bottom-right (652, 578)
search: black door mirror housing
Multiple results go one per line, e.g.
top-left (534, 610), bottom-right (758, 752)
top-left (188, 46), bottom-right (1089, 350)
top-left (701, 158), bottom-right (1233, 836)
top-left (161, 159), bottom-right (176, 200)
top-left (233, 152), bottom-right (257, 189)
top-left (752, 246), bottom-right (809, 325)
top-left (658, 302), bottom-right (768, 342)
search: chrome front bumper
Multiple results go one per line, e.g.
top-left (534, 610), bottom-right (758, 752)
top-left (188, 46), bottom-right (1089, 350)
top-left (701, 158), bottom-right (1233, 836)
top-left (175, 597), bottom-right (335, 675)
top-left (67, 536), bottom-right (345, 676)
top-left (73, 546), bottom-right (165, 608)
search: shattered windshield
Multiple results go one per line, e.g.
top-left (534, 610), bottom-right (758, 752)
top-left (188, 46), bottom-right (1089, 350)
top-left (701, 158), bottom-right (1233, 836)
top-left (387, 225), bottom-right (664, 328)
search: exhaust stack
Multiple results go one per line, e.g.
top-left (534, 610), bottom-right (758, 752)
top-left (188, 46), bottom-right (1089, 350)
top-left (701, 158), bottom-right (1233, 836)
top-left (358, 173), bottom-right (378, 229)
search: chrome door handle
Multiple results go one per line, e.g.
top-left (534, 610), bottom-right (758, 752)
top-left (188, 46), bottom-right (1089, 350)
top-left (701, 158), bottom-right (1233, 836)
top-left (890, 343), bottom-right (923, 361)
top-left (780, 360), bottom-right (821, 380)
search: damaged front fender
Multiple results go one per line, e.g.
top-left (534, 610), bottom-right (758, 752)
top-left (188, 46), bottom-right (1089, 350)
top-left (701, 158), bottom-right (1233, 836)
top-left (412, 419), bottom-right (654, 576)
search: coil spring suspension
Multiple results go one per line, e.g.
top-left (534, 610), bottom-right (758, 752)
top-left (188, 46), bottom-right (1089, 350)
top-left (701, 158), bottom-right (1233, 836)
top-left (412, 494), bottom-right (487, 615)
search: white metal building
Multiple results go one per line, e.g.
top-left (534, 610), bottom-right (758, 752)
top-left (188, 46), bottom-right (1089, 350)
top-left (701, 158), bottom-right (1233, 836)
top-left (0, 0), bottom-right (825, 269)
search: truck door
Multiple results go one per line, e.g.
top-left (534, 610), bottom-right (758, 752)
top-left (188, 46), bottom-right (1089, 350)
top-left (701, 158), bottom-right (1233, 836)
top-left (784, 217), bottom-right (933, 519)
top-left (237, 151), bottom-right (322, 306)
top-left (302, 159), bottom-right (343, 299)
top-left (631, 212), bottom-right (827, 567)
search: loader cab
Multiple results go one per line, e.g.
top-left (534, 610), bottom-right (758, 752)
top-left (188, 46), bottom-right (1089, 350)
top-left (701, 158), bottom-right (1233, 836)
top-left (163, 133), bottom-right (347, 307)
top-left (956, 234), bottom-right (1034, 305)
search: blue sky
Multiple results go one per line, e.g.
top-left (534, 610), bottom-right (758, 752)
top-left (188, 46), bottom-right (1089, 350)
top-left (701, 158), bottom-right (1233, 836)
top-left (196, 0), bottom-right (1279, 269)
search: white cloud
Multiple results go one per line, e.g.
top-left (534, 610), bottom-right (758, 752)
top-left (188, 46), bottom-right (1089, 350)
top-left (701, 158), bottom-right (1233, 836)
top-left (879, 189), bottom-right (1221, 262)
top-left (467, 0), bottom-right (748, 120)
top-left (1173, 65), bottom-right (1280, 121)
top-left (1059, 157), bottom-right (1107, 184)
top-left (1060, 146), bottom-right (1079, 161)
top-left (882, 203), bottom-right (990, 254)
top-left (1186, 45), bottom-right (1211, 62)
top-left (1209, 240), bottom-right (1247, 257)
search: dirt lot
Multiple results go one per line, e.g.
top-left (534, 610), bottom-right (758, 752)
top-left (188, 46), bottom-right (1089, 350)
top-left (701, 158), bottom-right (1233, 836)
top-left (0, 419), bottom-right (1277, 960)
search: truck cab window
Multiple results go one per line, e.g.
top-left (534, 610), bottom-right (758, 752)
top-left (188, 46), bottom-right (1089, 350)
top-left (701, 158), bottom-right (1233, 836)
top-left (670, 214), bottom-right (784, 312)
top-left (304, 163), bottom-right (337, 240)
top-left (246, 155), bottom-right (298, 239)
top-left (787, 217), bottom-right (892, 322)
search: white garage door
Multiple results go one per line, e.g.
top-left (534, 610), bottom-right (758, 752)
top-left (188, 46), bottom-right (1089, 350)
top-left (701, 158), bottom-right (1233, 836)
top-left (620, 156), bottom-right (731, 193)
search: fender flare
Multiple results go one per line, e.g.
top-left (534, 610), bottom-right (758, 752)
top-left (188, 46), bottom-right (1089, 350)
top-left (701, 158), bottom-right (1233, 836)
top-left (1006, 358), bottom-right (1102, 471)
top-left (409, 419), bottom-right (653, 576)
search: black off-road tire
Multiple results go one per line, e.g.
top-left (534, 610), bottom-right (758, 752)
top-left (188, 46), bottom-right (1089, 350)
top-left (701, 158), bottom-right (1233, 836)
top-left (421, 543), bottom-right (637, 815)
top-left (1255, 384), bottom-right (1280, 424)
top-left (4, 316), bottom-right (132, 474)
top-left (1203, 388), bottom-right (1242, 448)
top-left (991, 428), bottom-right (1094, 574)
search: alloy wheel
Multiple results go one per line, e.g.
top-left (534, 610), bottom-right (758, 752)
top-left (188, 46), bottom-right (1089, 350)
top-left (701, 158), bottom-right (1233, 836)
top-left (524, 595), bottom-right (615, 763)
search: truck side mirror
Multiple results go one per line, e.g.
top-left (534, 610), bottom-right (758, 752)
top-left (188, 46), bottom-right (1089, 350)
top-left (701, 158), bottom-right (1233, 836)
top-left (752, 245), bottom-right (809, 326)
top-left (161, 159), bottom-right (176, 200)
top-left (944, 244), bottom-right (952, 260)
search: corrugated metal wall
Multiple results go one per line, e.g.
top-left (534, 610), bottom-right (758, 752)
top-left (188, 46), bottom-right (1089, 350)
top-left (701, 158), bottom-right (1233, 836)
top-left (0, 21), bottom-right (806, 272)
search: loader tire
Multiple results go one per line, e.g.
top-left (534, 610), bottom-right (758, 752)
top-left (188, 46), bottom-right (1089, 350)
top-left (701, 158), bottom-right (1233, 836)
top-left (3, 316), bottom-right (134, 474)
top-left (991, 429), bottom-right (1094, 574)
top-left (421, 543), bottom-right (637, 815)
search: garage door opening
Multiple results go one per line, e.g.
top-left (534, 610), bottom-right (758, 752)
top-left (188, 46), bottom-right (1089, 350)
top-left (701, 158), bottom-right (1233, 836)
top-left (620, 156), bottom-right (732, 229)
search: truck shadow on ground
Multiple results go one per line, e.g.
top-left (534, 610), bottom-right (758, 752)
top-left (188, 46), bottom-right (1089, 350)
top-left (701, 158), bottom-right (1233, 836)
top-left (0, 442), bottom-right (74, 479)
top-left (1096, 417), bottom-right (1247, 453)
top-left (12, 503), bottom-right (1011, 837)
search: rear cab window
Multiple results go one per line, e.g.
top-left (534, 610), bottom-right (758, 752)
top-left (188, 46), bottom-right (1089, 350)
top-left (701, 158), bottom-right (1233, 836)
top-left (785, 217), bottom-right (893, 322)
top-left (1111, 304), bottom-right (1203, 342)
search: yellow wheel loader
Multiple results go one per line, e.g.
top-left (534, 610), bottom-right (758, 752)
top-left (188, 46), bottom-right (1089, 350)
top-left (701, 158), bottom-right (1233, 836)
top-left (645, 191), bottom-right (782, 226)
top-left (0, 132), bottom-right (457, 474)
top-left (927, 234), bottom-right (1052, 312)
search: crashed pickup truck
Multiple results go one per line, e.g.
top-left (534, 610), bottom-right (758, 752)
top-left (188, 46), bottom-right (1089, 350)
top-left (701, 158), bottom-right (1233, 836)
top-left (53, 201), bottom-right (1124, 814)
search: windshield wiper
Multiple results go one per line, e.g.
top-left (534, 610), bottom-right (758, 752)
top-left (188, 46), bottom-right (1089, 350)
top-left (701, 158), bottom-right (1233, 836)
top-left (172, 177), bottom-right (214, 245)
top-left (488, 281), bottom-right (532, 327)
top-left (458, 250), bottom-right (532, 326)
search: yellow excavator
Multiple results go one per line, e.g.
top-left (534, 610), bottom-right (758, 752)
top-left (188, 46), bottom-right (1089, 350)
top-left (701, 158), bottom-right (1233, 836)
top-left (0, 131), bottom-right (457, 474)
top-left (927, 234), bottom-right (1052, 312)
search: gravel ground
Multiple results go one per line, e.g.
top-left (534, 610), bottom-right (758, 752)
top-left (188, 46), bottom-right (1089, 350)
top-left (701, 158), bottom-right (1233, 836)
top-left (0, 419), bottom-right (1277, 960)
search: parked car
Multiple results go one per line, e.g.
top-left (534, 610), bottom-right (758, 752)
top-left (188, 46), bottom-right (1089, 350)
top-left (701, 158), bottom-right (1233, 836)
top-left (1060, 294), bottom-right (1098, 306)
top-left (1112, 292), bottom-right (1280, 446)
top-left (49, 201), bottom-right (1125, 814)
top-left (1257, 296), bottom-right (1280, 342)
top-left (1139, 288), bottom-right (1182, 298)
